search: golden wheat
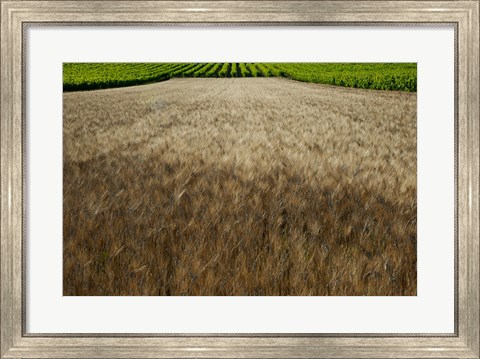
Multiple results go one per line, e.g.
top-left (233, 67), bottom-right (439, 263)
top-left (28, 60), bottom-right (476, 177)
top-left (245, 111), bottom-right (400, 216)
top-left (63, 78), bottom-right (416, 296)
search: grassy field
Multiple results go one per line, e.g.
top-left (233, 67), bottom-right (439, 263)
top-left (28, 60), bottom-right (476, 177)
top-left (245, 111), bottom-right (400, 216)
top-left (63, 63), bottom-right (417, 92)
top-left (63, 77), bottom-right (417, 296)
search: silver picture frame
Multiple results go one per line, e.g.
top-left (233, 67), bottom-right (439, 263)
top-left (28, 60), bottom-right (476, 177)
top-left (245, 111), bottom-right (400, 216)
top-left (1, 1), bottom-right (479, 358)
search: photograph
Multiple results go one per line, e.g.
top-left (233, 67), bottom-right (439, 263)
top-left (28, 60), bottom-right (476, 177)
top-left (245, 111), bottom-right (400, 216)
top-left (62, 62), bottom-right (417, 296)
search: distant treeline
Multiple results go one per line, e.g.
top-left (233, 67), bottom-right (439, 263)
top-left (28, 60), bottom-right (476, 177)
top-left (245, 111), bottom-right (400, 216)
top-left (63, 63), bottom-right (417, 92)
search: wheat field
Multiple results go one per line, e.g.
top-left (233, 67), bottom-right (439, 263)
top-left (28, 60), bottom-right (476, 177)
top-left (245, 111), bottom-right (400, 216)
top-left (63, 78), bottom-right (416, 296)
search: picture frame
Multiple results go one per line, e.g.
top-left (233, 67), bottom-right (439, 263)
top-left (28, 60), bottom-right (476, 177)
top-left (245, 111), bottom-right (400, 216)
top-left (1, 0), bottom-right (479, 358)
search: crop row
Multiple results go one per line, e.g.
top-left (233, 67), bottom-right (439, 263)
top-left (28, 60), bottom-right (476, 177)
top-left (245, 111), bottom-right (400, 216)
top-left (272, 63), bottom-right (416, 92)
top-left (64, 63), bottom-right (416, 92)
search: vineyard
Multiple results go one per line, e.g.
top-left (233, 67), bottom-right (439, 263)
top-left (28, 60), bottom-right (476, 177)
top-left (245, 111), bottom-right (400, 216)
top-left (63, 63), bottom-right (417, 92)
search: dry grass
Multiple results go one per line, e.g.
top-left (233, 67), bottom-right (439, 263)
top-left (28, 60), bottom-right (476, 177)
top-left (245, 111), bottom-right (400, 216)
top-left (63, 78), bottom-right (416, 296)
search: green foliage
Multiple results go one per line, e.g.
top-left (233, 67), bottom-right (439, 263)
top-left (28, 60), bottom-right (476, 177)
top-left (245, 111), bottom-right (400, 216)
top-left (181, 63), bottom-right (206, 77)
top-left (239, 63), bottom-right (250, 77)
top-left (246, 63), bottom-right (259, 77)
top-left (205, 63), bottom-right (221, 77)
top-left (230, 63), bottom-right (238, 78)
top-left (64, 63), bottom-right (169, 91)
top-left (64, 63), bottom-right (417, 92)
top-left (255, 64), bottom-right (274, 77)
top-left (217, 63), bottom-right (230, 78)
top-left (273, 63), bottom-right (417, 92)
